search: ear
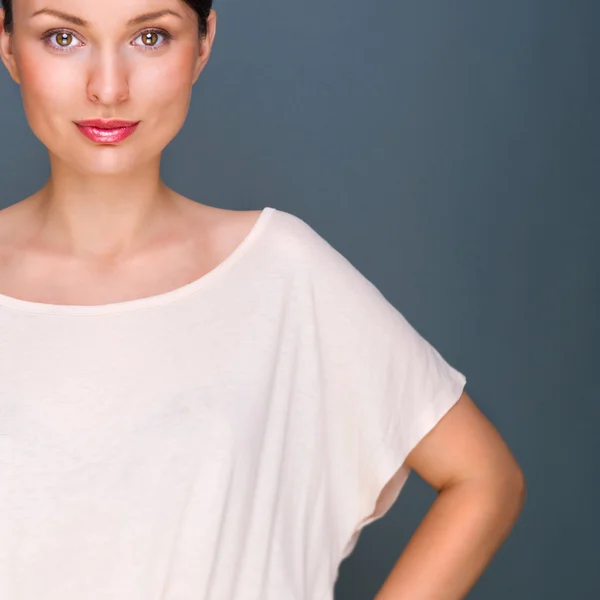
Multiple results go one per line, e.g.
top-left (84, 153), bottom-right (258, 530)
top-left (0, 9), bottom-right (20, 85)
top-left (192, 10), bottom-right (217, 85)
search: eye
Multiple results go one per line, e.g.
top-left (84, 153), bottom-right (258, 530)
top-left (40, 28), bottom-right (174, 54)
top-left (42, 30), bottom-right (84, 52)
top-left (132, 29), bottom-right (174, 51)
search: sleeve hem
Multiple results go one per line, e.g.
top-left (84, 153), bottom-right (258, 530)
top-left (336, 370), bottom-right (467, 564)
top-left (400, 370), bottom-right (467, 469)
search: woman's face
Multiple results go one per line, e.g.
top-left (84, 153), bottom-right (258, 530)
top-left (0, 0), bottom-right (216, 175)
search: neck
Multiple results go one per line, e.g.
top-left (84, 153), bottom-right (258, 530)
top-left (32, 153), bottom-right (176, 260)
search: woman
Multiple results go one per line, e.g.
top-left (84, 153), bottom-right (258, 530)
top-left (0, 1), bottom-right (525, 599)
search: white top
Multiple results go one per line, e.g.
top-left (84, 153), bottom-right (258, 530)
top-left (0, 206), bottom-right (466, 600)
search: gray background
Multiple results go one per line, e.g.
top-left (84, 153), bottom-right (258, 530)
top-left (1, 0), bottom-right (598, 598)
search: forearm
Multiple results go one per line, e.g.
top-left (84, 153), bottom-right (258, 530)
top-left (374, 475), bottom-right (526, 600)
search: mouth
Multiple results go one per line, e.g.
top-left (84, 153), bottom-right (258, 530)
top-left (74, 120), bottom-right (140, 144)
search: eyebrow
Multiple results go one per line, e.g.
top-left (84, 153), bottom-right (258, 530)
top-left (30, 8), bottom-right (183, 27)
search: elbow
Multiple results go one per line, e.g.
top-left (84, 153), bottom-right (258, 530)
top-left (512, 466), bottom-right (527, 509)
top-left (490, 464), bottom-right (527, 518)
top-left (495, 466), bottom-right (527, 537)
top-left (467, 464), bottom-right (527, 516)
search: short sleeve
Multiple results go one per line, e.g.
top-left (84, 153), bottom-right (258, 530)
top-left (297, 218), bottom-right (467, 562)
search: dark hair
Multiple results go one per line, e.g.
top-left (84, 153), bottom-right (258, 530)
top-left (1, 0), bottom-right (213, 38)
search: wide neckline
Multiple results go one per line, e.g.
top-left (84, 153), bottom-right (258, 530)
top-left (0, 207), bottom-right (276, 316)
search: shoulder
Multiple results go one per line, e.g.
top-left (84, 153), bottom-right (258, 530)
top-left (0, 194), bottom-right (41, 257)
top-left (184, 202), bottom-right (336, 279)
top-left (264, 207), bottom-right (338, 266)
top-left (172, 197), bottom-right (326, 270)
top-left (0, 197), bottom-right (31, 234)
top-left (184, 200), bottom-right (329, 264)
top-left (168, 195), bottom-right (263, 255)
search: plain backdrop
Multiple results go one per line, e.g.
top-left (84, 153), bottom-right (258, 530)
top-left (0, 1), bottom-right (598, 598)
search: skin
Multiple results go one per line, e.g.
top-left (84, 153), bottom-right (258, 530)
top-left (0, 1), bottom-right (526, 597)
top-left (0, 0), bottom-right (261, 305)
top-left (374, 391), bottom-right (526, 599)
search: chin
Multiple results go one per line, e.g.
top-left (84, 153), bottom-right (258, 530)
top-left (69, 150), bottom-right (149, 176)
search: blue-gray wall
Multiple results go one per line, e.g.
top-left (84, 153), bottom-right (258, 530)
top-left (1, 1), bottom-right (597, 598)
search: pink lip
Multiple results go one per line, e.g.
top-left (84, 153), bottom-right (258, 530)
top-left (75, 120), bottom-right (140, 144)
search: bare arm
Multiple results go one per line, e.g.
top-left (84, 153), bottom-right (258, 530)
top-left (374, 391), bottom-right (526, 600)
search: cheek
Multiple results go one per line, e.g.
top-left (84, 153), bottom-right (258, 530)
top-left (16, 49), bottom-right (78, 137)
top-left (133, 51), bottom-right (196, 128)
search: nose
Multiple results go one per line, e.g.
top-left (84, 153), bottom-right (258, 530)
top-left (87, 46), bottom-right (130, 105)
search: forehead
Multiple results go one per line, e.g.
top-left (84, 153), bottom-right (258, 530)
top-left (16, 0), bottom-right (196, 26)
